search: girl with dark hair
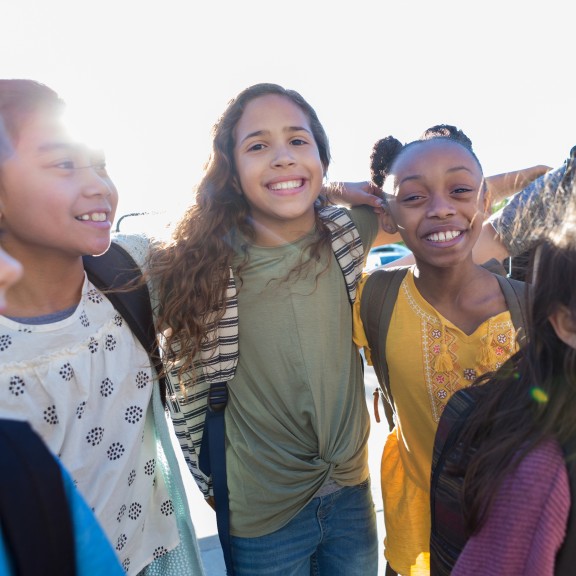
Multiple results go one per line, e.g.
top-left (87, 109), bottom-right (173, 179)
top-left (430, 202), bottom-right (576, 575)
top-left (354, 128), bottom-right (528, 575)
top-left (0, 79), bottom-right (204, 575)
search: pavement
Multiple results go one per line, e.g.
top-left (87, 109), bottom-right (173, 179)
top-left (176, 365), bottom-right (387, 575)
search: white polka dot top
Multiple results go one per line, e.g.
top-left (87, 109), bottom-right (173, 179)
top-left (0, 275), bottom-right (180, 573)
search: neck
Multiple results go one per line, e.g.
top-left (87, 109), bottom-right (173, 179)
top-left (251, 219), bottom-right (316, 247)
top-left (4, 254), bottom-right (85, 318)
top-left (412, 259), bottom-right (483, 305)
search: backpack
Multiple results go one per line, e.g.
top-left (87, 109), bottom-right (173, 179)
top-left (83, 242), bottom-right (166, 403)
top-left (0, 419), bottom-right (76, 576)
top-left (429, 380), bottom-right (576, 575)
top-left (359, 265), bottom-right (529, 430)
top-left (0, 246), bottom-right (161, 576)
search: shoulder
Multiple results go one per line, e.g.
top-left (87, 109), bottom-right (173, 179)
top-left (328, 205), bottom-right (378, 249)
top-left (110, 232), bottom-right (155, 270)
top-left (512, 439), bottom-right (567, 490)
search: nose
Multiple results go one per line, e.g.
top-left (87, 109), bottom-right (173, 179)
top-left (80, 165), bottom-right (115, 198)
top-left (427, 193), bottom-right (456, 219)
top-left (271, 144), bottom-right (296, 168)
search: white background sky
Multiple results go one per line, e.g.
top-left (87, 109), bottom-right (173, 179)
top-left (3, 0), bottom-right (574, 222)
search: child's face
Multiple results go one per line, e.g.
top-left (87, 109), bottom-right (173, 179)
top-left (0, 246), bottom-right (22, 312)
top-left (233, 94), bottom-right (324, 244)
top-left (381, 139), bottom-right (488, 269)
top-left (0, 109), bottom-right (118, 261)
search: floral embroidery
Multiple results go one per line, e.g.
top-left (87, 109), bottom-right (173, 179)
top-left (402, 280), bottom-right (517, 423)
top-left (464, 368), bottom-right (477, 381)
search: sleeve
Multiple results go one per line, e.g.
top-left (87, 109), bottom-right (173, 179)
top-left (352, 274), bottom-right (374, 365)
top-left (452, 440), bottom-right (570, 576)
top-left (349, 205), bottom-right (380, 254)
top-left (488, 164), bottom-right (569, 257)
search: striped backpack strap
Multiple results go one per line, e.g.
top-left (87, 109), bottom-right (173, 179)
top-left (320, 205), bottom-right (365, 303)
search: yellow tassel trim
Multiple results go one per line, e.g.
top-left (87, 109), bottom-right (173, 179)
top-left (478, 333), bottom-right (498, 368)
top-left (434, 340), bottom-right (454, 372)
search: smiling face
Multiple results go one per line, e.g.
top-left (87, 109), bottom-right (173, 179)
top-left (0, 108), bottom-right (118, 263)
top-left (233, 94), bottom-right (324, 245)
top-left (381, 139), bottom-right (489, 269)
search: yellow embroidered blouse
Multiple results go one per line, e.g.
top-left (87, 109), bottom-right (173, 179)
top-left (353, 269), bottom-right (519, 575)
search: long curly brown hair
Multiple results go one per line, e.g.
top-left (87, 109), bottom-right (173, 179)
top-left (148, 83), bottom-right (333, 377)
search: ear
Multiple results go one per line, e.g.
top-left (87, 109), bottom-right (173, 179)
top-left (379, 208), bottom-right (399, 234)
top-left (548, 305), bottom-right (576, 350)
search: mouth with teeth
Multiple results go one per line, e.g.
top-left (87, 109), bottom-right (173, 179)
top-left (76, 213), bottom-right (108, 222)
top-left (425, 230), bottom-right (463, 243)
top-left (268, 179), bottom-right (304, 191)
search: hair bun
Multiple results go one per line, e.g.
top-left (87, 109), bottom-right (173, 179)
top-left (370, 136), bottom-right (403, 187)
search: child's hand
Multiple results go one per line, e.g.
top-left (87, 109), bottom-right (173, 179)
top-left (324, 181), bottom-right (385, 212)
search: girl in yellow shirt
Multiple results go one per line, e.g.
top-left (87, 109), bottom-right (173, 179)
top-left (354, 126), bottom-right (523, 576)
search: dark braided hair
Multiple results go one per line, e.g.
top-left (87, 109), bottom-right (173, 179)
top-left (370, 124), bottom-right (481, 189)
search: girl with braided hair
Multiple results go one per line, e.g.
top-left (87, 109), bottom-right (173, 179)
top-left (354, 126), bottom-right (528, 575)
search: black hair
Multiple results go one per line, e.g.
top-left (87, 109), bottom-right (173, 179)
top-left (370, 124), bottom-right (481, 188)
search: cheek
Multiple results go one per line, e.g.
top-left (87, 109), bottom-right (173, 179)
top-left (234, 157), bottom-right (256, 189)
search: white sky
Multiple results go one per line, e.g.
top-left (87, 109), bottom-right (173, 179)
top-left (3, 0), bottom-right (574, 222)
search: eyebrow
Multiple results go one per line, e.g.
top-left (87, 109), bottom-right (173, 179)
top-left (399, 165), bottom-right (474, 185)
top-left (36, 142), bottom-right (78, 154)
top-left (239, 126), bottom-right (312, 145)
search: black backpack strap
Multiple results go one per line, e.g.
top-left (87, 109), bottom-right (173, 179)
top-left (359, 267), bottom-right (409, 431)
top-left (429, 385), bottom-right (490, 575)
top-left (0, 419), bottom-right (76, 576)
top-left (494, 274), bottom-right (530, 348)
top-left (198, 382), bottom-right (235, 575)
top-left (83, 243), bottom-right (166, 404)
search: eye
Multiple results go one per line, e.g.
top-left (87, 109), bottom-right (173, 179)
top-left (452, 186), bottom-right (474, 195)
top-left (54, 160), bottom-right (76, 170)
top-left (246, 142), bottom-right (266, 152)
top-left (290, 138), bottom-right (308, 146)
top-left (400, 192), bottom-right (425, 203)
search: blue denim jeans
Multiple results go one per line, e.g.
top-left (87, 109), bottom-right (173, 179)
top-left (230, 478), bottom-right (378, 576)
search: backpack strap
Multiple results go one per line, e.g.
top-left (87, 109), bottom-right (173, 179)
top-left (493, 274), bottom-right (529, 348)
top-left (0, 419), bottom-right (76, 576)
top-left (359, 267), bottom-right (409, 431)
top-left (320, 205), bottom-right (365, 303)
top-left (429, 384), bottom-right (490, 575)
top-left (198, 382), bottom-right (235, 575)
top-left (83, 243), bottom-right (166, 404)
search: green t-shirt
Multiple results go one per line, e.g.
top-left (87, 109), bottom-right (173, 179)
top-left (226, 206), bottom-right (378, 537)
